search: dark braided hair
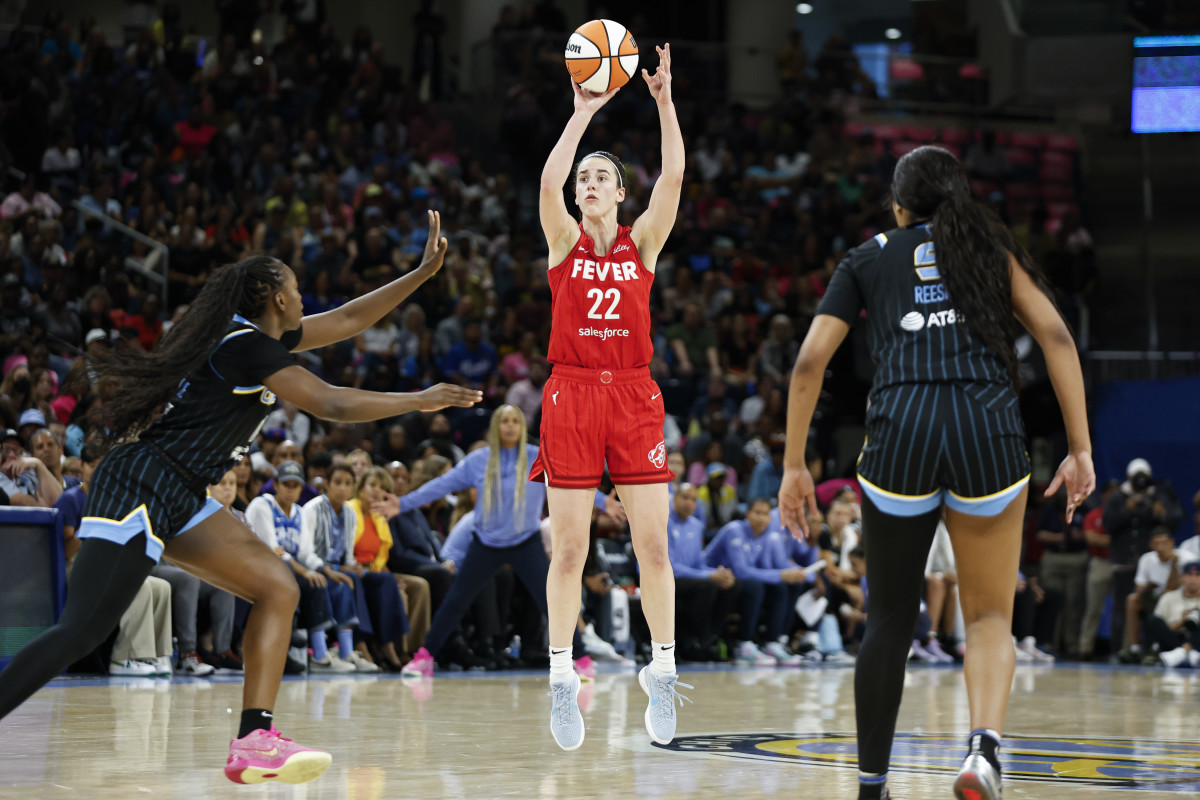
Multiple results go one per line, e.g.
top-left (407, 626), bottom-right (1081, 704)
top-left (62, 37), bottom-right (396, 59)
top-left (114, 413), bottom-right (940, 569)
top-left (891, 146), bottom-right (1062, 387)
top-left (94, 256), bottom-right (286, 445)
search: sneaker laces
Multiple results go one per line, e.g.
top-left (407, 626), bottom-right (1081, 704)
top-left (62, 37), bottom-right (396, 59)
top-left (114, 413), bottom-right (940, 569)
top-left (547, 681), bottom-right (577, 727)
top-left (649, 673), bottom-right (694, 722)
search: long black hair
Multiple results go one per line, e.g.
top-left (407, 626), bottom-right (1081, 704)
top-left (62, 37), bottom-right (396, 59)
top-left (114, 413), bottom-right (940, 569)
top-left (890, 145), bottom-right (1061, 387)
top-left (95, 256), bottom-right (285, 444)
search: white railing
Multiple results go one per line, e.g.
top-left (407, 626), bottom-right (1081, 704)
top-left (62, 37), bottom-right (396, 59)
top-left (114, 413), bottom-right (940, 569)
top-left (71, 200), bottom-right (169, 309)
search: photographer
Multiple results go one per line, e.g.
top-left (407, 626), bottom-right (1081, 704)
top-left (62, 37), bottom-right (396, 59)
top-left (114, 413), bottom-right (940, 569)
top-left (1103, 459), bottom-right (1182, 650)
top-left (1148, 561), bottom-right (1200, 668)
top-left (1121, 528), bottom-right (1187, 663)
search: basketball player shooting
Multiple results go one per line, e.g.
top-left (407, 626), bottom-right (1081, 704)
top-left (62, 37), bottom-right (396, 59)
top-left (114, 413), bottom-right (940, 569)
top-left (531, 44), bottom-right (691, 751)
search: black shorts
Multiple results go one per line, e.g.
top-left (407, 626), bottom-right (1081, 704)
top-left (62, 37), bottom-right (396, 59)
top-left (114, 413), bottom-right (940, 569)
top-left (77, 442), bottom-right (223, 562)
top-left (856, 382), bottom-right (1030, 518)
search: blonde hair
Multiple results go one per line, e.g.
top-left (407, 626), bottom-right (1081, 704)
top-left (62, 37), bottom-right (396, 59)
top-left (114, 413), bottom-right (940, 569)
top-left (356, 466), bottom-right (395, 499)
top-left (483, 405), bottom-right (528, 524)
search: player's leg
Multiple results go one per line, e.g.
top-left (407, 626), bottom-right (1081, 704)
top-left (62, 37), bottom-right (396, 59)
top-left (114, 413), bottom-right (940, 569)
top-left (162, 508), bottom-right (330, 785)
top-left (0, 535), bottom-right (156, 720)
top-left (943, 484), bottom-right (1028, 800)
top-left (854, 494), bottom-right (942, 798)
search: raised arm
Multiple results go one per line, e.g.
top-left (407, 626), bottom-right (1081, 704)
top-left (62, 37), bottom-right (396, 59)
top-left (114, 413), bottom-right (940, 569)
top-left (778, 315), bottom-right (851, 538)
top-left (1010, 255), bottom-right (1095, 516)
top-left (631, 44), bottom-right (684, 268)
top-left (263, 364), bottom-right (481, 423)
top-left (540, 82), bottom-right (619, 265)
top-left (292, 211), bottom-right (449, 352)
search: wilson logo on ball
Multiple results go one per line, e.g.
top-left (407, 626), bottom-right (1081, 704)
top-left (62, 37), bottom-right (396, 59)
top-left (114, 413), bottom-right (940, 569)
top-left (565, 19), bottom-right (640, 93)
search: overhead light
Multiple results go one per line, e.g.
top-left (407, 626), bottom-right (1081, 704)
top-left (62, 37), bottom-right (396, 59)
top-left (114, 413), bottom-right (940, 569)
top-left (885, 28), bottom-right (902, 39)
top-left (796, 3), bottom-right (813, 13)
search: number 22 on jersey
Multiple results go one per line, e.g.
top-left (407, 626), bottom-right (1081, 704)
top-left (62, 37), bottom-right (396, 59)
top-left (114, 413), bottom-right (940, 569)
top-left (586, 287), bottom-right (621, 319)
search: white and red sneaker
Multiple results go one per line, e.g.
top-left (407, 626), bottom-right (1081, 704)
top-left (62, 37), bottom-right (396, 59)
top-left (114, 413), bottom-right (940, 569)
top-left (225, 725), bottom-right (331, 785)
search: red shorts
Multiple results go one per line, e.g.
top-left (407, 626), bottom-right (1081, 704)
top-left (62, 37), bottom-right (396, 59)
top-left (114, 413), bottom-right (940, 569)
top-left (529, 365), bottom-right (675, 489)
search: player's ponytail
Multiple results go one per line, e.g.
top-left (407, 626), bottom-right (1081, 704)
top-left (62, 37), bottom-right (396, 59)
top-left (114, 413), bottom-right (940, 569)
top-left (94, 256), bottom-right (286, 446)
top-left (891, 146), bottom-right (1060, 387)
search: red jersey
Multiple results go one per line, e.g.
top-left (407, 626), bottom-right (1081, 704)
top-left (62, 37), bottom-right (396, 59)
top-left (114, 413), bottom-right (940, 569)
top-left (546, 224), bottom-right (654, 370)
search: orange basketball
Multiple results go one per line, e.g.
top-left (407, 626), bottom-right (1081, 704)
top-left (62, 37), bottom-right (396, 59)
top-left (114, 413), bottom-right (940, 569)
top-left (564, 19), bottom-right (639, 93)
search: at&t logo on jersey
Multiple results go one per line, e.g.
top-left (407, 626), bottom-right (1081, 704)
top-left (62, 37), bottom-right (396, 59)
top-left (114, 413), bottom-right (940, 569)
top-left (900, 309), bottom-right (966, 332)
top-left (648, 441), bottom-right (666, 469)
top-left (578, 326), bottom-right (630, 340)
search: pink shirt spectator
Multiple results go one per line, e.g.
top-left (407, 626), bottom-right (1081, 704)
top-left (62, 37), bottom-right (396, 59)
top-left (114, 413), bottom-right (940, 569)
top-left (1, 191), bottom-right (61, 220)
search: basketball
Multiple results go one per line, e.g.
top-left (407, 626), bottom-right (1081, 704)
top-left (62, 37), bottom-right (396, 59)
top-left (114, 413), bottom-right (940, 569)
top-left (564, 19), bottom-right (639, 93)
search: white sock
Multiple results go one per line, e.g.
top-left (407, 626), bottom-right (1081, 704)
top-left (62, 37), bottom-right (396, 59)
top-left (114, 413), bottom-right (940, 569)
top-left (549, 645), bottom-right (573, 679)
top-left (651, 640), bottom-right (676, 676)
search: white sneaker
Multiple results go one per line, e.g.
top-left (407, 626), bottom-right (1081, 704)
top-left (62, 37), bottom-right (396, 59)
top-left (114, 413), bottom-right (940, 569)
top-left (734, 641), bottom-right (777, 666)
top-left (955, 752), bottom-right (1002, 800)
top-left (911, 639), bottom-right (940, 663)
top-left (822, 650), bottom-right (856, 665)
top-left (925, 638), bottom-right (956, 664)
top-left (1161, 647), bottom-right (1189, 668)
top-left (344, 650), bottom-right (381, 673)
top-left (1188, 649), bottom-right (1200, 668)
top-left (762, 641), bottom-right (803, 666)
top-left (581, 626), bottom-right (633, 664)
top-left (1019, 636), bottom-right (1055, 663)
top-left (175, 652), bottom-right (214, 676)
top-left (110, 659), bottom-right (158, 677)
top-left (1013, 636), bottom-right (1034, 662)
top-left (310, 653), bottom-right (356, 673)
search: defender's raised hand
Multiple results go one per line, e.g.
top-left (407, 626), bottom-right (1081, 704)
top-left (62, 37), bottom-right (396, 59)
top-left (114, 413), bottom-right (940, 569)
top-left (416, 383), bottom-right (483, 412)
top-left (419, 210), bottom-right (449, 272)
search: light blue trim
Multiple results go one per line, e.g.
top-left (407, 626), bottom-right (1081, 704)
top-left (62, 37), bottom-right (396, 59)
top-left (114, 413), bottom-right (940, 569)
top-left (231, 313), bottom-right (260, 329)
top-left (180, 496), bottom-right (224, 533)
top-left (874, 233), bottom-right (888, 248)
top-left (858, 479), bottom-right (943, 517)
top-left (77, 510), bottom-right (163, 562)
top-left (916, 266), bottom-right (941, 281)
top-left (944, 476), bottom-right (1030, 517)
top-left (1134, 35), bottom-right (1200, 47)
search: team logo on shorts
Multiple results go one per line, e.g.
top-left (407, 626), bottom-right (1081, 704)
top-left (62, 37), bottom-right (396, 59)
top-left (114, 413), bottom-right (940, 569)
top-left (654, 732), bottom-right (1200, 791)
top-left (648, 441), bottom-right (666, 469)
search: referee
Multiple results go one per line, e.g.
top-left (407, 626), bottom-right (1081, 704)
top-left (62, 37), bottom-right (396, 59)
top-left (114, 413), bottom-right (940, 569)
top-left (779, 146), bottom-right (1094, 800)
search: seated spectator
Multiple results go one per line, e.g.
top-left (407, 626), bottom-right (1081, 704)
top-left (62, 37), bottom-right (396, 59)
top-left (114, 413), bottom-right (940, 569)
top-left (347, 466), bottom-right (431, 661)
top-left (1, 428), bottom-right (63, 507)
top-left (747, 433), bottom-right (786, 503)
top-left (668, 302), bottom-right (721, 381)
top-left (506, 356), bottom-right (548, 424)
top-left (53, 443), bottom-right (172, 676)
top-left (697, 462), bottom-right (738, 537)
top-left (1012, 570), bottom-right (1059, 663)
top-left (443, 318), bottom-right (499, 395)
top-left (388, 463), bottom-right (455, 613)
top-left (29, 427), bottom-right (71, 489)
top-left (1150, 561), bottom-right (1200, 668)
top-left (914, 521), bottom-right (958, 664)
top-left (1121, 527), bottom-right (1191, 662)
top-left (818, 496), bottom-right (861, 570)
top-left (259, 438), bottom-right (319, 504)
top-left (300, 464), bottom-right (390, 672)
top-left (1, 174), bottom-right (61, 220)
top-left (245, 460), bottom-right (358, 673)
top-left (667, 483), bottom-right (738, 661)
top-left (150, 473), bottom-right (241, 677)
top-left (705, 498), bottom-right (811, 666)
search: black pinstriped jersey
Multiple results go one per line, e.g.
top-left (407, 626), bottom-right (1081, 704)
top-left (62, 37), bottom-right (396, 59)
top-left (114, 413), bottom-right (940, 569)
top-left (137, 314), bottom-right (302, 485)
top-left (817, 223), bottom-right (1011, 391)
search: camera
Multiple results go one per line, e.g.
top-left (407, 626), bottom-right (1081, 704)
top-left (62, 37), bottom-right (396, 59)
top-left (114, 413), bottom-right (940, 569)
top-left (1131, 472), bottom-right (1154, 493)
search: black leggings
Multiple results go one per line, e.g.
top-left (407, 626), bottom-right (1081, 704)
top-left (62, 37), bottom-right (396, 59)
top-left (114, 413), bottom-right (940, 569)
top-left (855, 495), bottom-right (942, 775)
top-left (0, 537), bottom-right (155, 721)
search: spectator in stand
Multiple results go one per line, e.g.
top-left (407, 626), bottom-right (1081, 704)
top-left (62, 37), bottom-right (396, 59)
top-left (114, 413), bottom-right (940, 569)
top-left (245, 460), bottom-right (358, 674)
top-left (758, 314), bottom-right (799, 382)
top-left (1, 427), bottom-right (62, 507)
top-left (264, 399), bottom-right (316, 449)
top-left (388, 461), bottom-right (456, 613)
top-left (443, 318), bottom-right (499, 397)
top-left (1079, 479), bottom-right (1120, 659)
top-left (1, 175), bottom-right (61, 220)
top-left (667, 483), bottom-right (738, 661)
top-left (1104, 459), bottom-right (1183, 652)
top-left (1120, 527), bottom-right (1191, 663)
top-left (1035, 490), bottom-right (1088, 658)
top-left (347, 466), bottom-right (431, 662)
top-left (668, 301), bottom-right (721, 381)
top-left (1012, 570), bottom-right (1059, 663)
top-left (1151, 561), bottom-right (1200, 668)
top-left (29, 427), bottom-right (69, 489)
top-left (705, 497), bottom-right (812, 665)
top-left (505, 356), bottom-right (548, 424)
top-left (696, 462), bottom-right (738, 537)
top-left (259, 439), bottom-right (318, 505)
top-left (748, 434), bottom-right (786, 503)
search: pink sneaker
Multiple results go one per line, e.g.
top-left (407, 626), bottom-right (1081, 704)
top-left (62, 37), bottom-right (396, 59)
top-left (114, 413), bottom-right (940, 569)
top-left (574, 654), bottom-right (596, 682)
top-left (225, 726), bottom-right (331, 785)
top-left (401, 647), bottom-right (434, 678)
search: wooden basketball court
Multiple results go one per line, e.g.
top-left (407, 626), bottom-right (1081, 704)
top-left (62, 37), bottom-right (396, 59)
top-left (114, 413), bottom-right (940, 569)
top-left (2, 663), bottom-right (1197, 798)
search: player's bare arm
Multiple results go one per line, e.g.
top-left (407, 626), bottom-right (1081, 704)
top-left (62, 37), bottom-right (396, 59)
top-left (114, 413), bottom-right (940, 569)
top-left (631, 44), bottom-right (684, 270)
